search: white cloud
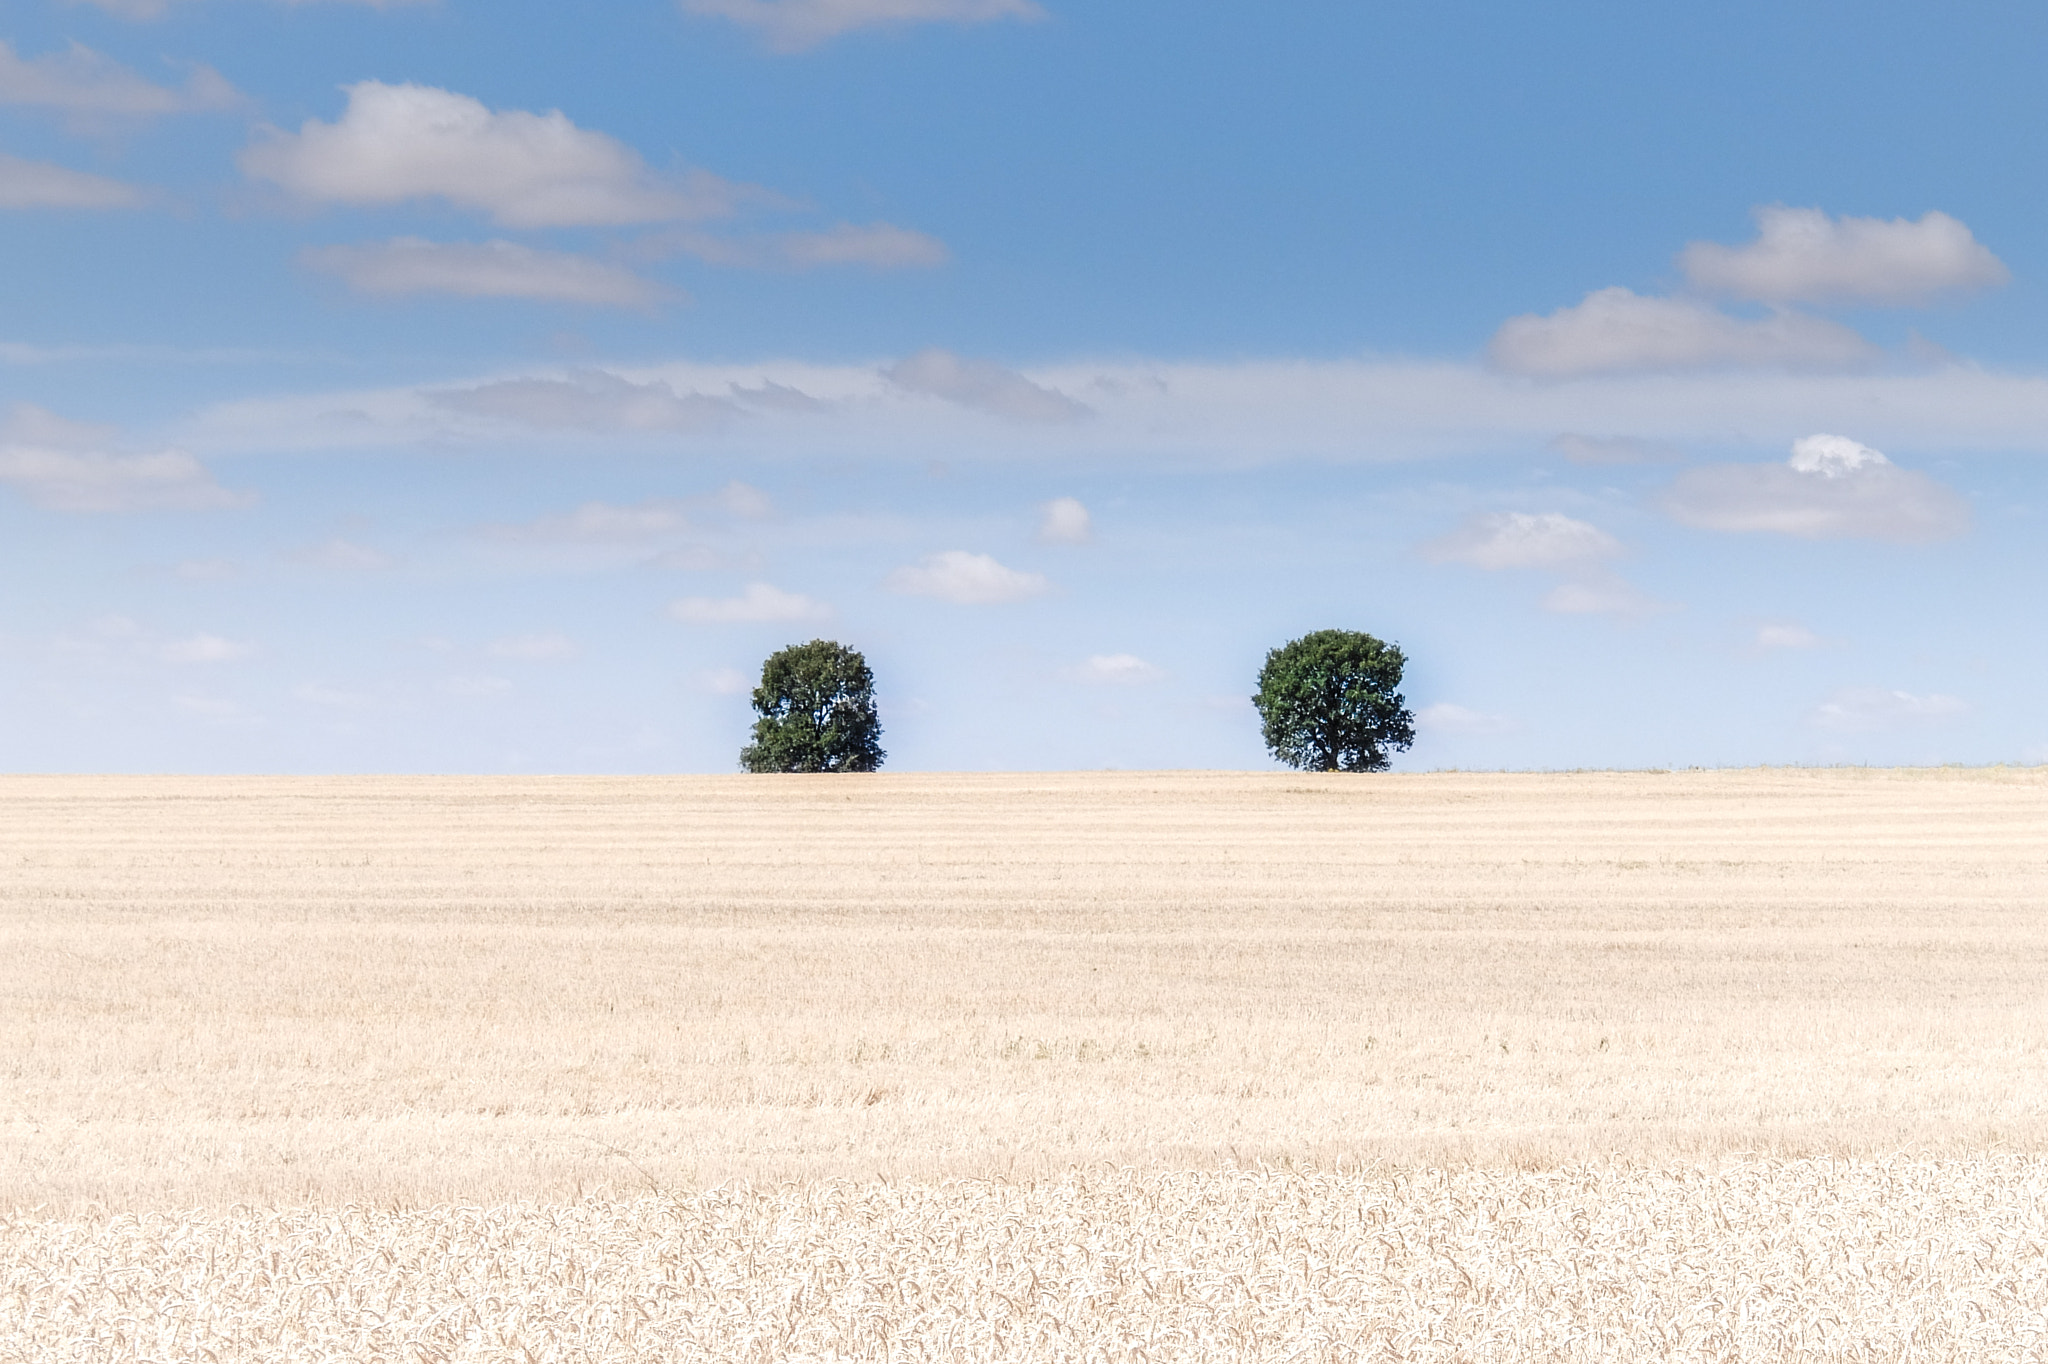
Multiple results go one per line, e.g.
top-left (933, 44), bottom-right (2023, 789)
top-left (1415, 702), bottom-right (1513, 735)
top-left (0, 404), bottom-right (249, 512)
top-left (678, 0), bottom-right (1045, 51)
top-left (661, 222), bottom-right (949, 270)
top-left (290, 538), bottom-right (393, 571)
top-left (1037, 495), bottom-right (1090, 543)
top-left (710, 481), bottom-right (774, 519)
top-left (1680, 206), bottom-right (2009, 305)
top-left (1062, 653), bottom-right (1162, 685)
top-left (1787, 432), bottom-right (1886, 477)
top-left (1754, 623), bottom-right (1822, 651)
top-left (885, 550), bottom-right (1049, 605)
top-left (1809, 687), bottom-right (1967, 732)
top-left (0, 153), bottom-right (145, 210)
top-left (0, 40), bottom-right (238, 118)
top-left (1489, 287), bottom-right (1877, 379)
top-left (1548, 433), bottom-right (1680, 466)
top-left (433, 371), bottom-right (731, 431)
top-left (668, 582), bottom-right (829, 624)
top-left (304, 239), bottom-right (668, 308)
top-left (1422, 511), bottom-right (1623, 571)
top-left (439, 675), bottom-right (513, 697)
top-left (181, 354), bottom-right (2048, 466)
top-left (1539, 573), bottom-right (1664, 618)
top-left (692, 666), bottom-right (752, 694)
top-left (160, 633), bottom-right (254, 663)
top-left (293, 681), bottom-right (373, 709)
top-left (173, 558), bottom-right (238, 580)
top-left (887, 349), bottom-right (1089, 423)
top-left (242, 81), bottom-right (745, 227)
top-left (488, 633), bottom-right (575, 660)
top-left (483, 498), bottom-right (692, 543)
top-left (1663, 433), bottom-right (1969, 542)
top-left (74, 0), bottom-right (429, 16)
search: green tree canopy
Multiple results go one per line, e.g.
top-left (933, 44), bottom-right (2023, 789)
top-left (740, 639), bottom-right (885, 773)
top-left (1252, 629), bottom-right (1415, 772)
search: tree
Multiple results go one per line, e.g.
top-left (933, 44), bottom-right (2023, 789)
top-left (1252, 629), bottom-right (1415, 772)
top-left (740, 639), bottom-right (885, 773)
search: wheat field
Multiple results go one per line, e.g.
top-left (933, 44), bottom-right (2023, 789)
top-left (4, 768), bottom-right (2047, 1359)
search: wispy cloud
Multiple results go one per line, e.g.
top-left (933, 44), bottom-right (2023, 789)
top-left (678, 0), bottom-right (1046, 52)
top-left (0, 153), bottom-right (146, 210)
top-left (432, 370), bottom-right (733, 431)
top-left (1037, 496), bottom-right (1091, 543)
top-left (1489, 287), bottom-right (1875, 379)
top-left (1061, 653), bottom-right (1162, 684)
top-left (1681, 207), bottom-right (2008, 305)
top-left (1664, 433), bottom-right (1969, 542)
top-left (1422, 511), bottom-right (1622, 570)
top-left (659, 222), bottom-right (949, 270)
top-left (0, 404), bottom-right (250, 512)
top-left (0, 40), bottom-right (239, 119)
top-left (243, 81), bottom-right (756, 227)
top-left (886, 550), bottom-right (1049, 604)
top-left (887, 349), bottom-right (1089, 423)
top-left (304, 239), bottom-right (671, 308)
top-left (669, 582), bottom-right (829, 623)
top-left (1809, 687), bottom-right (1967, 732)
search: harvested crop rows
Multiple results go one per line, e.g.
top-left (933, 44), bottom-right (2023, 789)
top-left (3, 768), bottom-right (2047, 1359)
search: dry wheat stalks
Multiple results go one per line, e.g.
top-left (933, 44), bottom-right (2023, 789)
top-left (5, 1156), bottom-right (2047, 1362)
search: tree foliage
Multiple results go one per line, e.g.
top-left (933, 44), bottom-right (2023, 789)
top-left (740, 639), bottom-right (885, 773)
top-left (1252, 629), bottom-right (1415, 772)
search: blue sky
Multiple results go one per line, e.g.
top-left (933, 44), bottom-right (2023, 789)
top-left (1, 0), bottom-right (2042, 772)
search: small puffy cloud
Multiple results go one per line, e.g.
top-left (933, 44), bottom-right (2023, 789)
top-left (1415, 702), bottom-right (1513, 735)
top-left (0, 404), bottom-right (249, 512)
top-left (1062, 653), bottom-right (1162, 685)
top-left (679, 0), bottom-right (1046, 52)
top-left (1037, 495), bottom-right (1090, 543)
top-left (1539, 573), bottom-right (1664, 618)
top-left (0, 40), bottom-right (239, 118)
top-left (1549, 433), bottom-right (1681, 466)
top-left (440, 675), bottom-right (513, 697)
top-left (692, 666), bottom-right (752, 694)
top-left (1787, 432), bottom-right (1887, 477)
top-left (669, 582), bottom-right (829, 624)
top-left (885, 550), bottom-right (1049, 605)
top-left (887, 349), bottom-right (1089, 423)
top-left (243, 82), bottom-right (752, 228)
top-left (293, 681), bottom-right (373, 709)
top-left (1663, 433), bottom-right (1969, 542)
top-left (160, 632), bottom-right (254, 663)
top-left (432, 371), bottom-right (733, 431)
top-left (710, 481), bottom-right (774, 519)
top-left (0, 153), bottom-right (145, 210)
top-left (1422, 511), bottom-right (1623, 571)
top-left (483, 497), bottom-right (692, 543)
top-left (1680, 206), bottom-right (2009, 306)
top-left (1754, 623), bottom-right (1822, 651)
top-left (304, 239), bottom-right (669, 308)
top-left (661, 222), bottom-right (949, 270)
top-left (1488, 287), bottom-right (1876, 379)
top-left (1809, 687), bottom-right (1967, 732)
top-left (290, 538), bottom-right (393, 571)
top-left (488, 632), bottom-right (574, 660)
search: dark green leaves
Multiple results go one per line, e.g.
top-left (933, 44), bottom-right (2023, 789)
top-left (1252, 629), bottom-right (1415, 772)
top-left (740, 639), bottom-right (885, 773)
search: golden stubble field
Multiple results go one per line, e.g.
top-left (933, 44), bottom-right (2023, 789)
top-left (4, 768), bottom-right (2048, 1360)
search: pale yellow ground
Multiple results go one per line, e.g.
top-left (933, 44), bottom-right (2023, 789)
top-left (4, 767), bottom-right (2047, 1209)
